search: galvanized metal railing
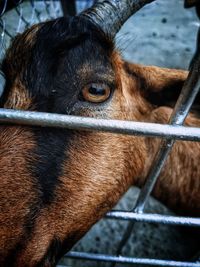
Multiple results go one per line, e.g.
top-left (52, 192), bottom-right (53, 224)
top-left (0, 1), bottom-right (200, 267)
top-left (1, 108), bottom-right (200, 141)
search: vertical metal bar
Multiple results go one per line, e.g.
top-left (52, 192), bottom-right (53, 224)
top-left (60, 0), bottom-right (76, 16)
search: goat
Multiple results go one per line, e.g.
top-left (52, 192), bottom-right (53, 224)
top-left (0, 0), bottom-right (199, 266)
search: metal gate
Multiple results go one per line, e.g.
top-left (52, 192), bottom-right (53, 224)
top-left (0, 1), bottom-right (200, 267)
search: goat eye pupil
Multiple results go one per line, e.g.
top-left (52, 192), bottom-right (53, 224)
top-left (89, 86), bottom-right (105, 96)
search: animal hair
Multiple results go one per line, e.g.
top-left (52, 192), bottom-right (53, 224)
top-left (0, 15), bottom-right (200, 267)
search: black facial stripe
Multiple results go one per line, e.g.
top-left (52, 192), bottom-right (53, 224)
top-left (2, 205), bottom-right (40, 267)
top-left (31, 128), bottom-right (71, 205)
top-left (2, 126), bottom-right (71, 265)
top-left (3, 242), bottom-right (24, 267)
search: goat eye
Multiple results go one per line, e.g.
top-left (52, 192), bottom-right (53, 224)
top-left (81, 83), bottom-right (111, 103)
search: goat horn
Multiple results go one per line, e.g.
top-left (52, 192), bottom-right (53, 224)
top-left (80, 0), bottom-right (156, 38)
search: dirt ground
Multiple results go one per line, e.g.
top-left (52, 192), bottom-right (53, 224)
top-left (0, 0), bottom-right (199, 266)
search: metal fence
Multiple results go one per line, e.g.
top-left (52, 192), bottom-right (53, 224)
top-left (0, 1), bottom-right (200, 267)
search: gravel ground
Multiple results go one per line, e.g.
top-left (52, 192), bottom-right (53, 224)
top-left (0, 1), bottom-right (199, 266)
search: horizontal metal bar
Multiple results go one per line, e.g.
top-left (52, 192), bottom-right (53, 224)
top-left (65, 252), bottom-right (200, 267)
top-left (1, 108), bottom-right (200, 141)
top-left (106, 211), bottom-right (200, 227)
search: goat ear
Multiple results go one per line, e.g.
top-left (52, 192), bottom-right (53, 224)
top-left (125, 63), bottom-right (188, 107)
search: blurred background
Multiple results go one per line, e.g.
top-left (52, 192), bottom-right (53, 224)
top-left (0, 1), bottom-right (199, 266)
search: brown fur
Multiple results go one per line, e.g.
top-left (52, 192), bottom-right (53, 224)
top-left (4, 79), bottom-right (32, 109)
top-left (1, 24), bottom-right (41, 110)
top-left (0, 22), bottom-right (199, 266)
top-left (0, 126), bottom-right (38, 259)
